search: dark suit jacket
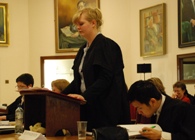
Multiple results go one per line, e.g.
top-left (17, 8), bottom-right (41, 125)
top-left (158, 96), bottom-right (195, 140)
top-left (62, 34), bottom-right (130, 131)
top-left (6, 95), bottom-right (23, 121)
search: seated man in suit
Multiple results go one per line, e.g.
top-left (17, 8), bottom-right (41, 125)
top-left (0, 73), bottom-right (34, 121)
top-left (128, 80), bottom-right (195, 140)
top-left (135, 77), bottom-right (167, 124)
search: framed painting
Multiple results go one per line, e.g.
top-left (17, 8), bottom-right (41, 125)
top-left (140, 3), bottom-right (166, 57)
top-left (178, 0), bottom-right (195, 48)
top-left (177, 53), bottom-right (195, 84)
top-left (0, 3), bottom-right (9, 46)
top-left (54, 0), bottom-right (100, 53)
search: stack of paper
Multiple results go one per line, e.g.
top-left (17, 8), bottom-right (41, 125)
top-left (18, 130), bottom-right (46, 140)
top-left (0, 121), bottom-right (15, 134)
top-left (118, 124), bottom-right (162, 137)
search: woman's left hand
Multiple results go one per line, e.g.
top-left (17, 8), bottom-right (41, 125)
top-left (67, 94), bottom-right (85, 101)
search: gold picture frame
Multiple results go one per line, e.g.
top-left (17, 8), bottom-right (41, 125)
top-left (0, 3), bottom-right (9, 46)
top-left (140, 3), bottom-right (166, 57)
top-left (54, 0), bottom-right (100, 53)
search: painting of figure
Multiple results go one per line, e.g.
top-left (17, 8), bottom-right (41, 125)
top-left (55, 0), bottom-right (99, 53)
top-left (0, 7), bottom-right (4, 41)
top-left (140, 3), bottom-right (166, 57)
top-left (178, 0), bottom-right (195, 47)
top-left (0, 3), bottom-right (9, 46)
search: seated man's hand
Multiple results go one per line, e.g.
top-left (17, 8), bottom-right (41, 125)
top-left (139, 127), bottom-right (161, 140)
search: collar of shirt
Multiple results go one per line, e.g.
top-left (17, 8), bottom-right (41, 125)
top-left (86, 32), bottom-right (101, 48)
top-left (155, 94), bottom-right (165, 122)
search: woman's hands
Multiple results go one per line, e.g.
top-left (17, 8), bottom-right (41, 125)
top-left (67, 94), bottom-right (85, 101)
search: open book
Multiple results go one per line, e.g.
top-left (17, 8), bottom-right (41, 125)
top-left (118, 124), bottom-right (162, 137)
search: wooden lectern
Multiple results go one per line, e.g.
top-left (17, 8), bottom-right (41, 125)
top-left (20, 89), bottom-right (85, 136)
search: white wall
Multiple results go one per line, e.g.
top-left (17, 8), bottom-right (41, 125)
top-left (0, 0), bottom-right (29, 104)
top-left (101, 0), bottom-right (195, 95)
top-left (0, 0), bottom-right (195, 104)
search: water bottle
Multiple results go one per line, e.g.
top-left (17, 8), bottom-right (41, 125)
top-left (15, 105), bottom-right (24, 133)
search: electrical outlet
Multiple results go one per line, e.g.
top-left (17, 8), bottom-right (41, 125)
top-left (5, 80), bottom-right (9, 84)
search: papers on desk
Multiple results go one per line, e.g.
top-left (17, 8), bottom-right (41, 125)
top-left (0, 121), bottom-right (15, 134)
top-left (0, 121), bottom-right (14, 129)
top-left (0, 125), bottom-right (14, 129)
top-left (118, 124), bottom-right (162, 137)
top-left (18, 130), bottom-right (46, 140)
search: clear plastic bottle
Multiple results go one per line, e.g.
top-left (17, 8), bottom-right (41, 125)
top-left (15, 105), bottom-right (24, 133)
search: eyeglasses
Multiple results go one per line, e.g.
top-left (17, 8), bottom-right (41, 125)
top-left (15, 85), bottom-right (28, 89)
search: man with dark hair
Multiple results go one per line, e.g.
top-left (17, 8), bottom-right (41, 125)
top-left (16, 73), bottom-right (34, 87)
top-left (0, 73), bottom-right (34, 121)
top-left (128, 80), bottom-right (195, 140)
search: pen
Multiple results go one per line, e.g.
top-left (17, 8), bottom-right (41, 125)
top-left (151, 126), bottom-right (156, 129)
top-left (142, 126), bottom-right (156, 132)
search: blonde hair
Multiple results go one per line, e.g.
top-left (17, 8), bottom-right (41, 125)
top-left (51, 79), bottom-right (70, 92)
top-left (147, 77), bottom-right (166, 94)
top-left (72, 7), bottom-right (103, 30)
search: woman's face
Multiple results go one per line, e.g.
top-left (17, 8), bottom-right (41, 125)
top-left (75, 13), bottom-right (95, 39)
top-left (52, 86), bottom-right (61, 93)
top-left (173, 87), bottom-right (185, 99)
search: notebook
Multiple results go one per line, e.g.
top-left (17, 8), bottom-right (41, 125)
top-left (118, 124), bottom-right (162, 137)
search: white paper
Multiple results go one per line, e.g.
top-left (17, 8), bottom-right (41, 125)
top-left (118, 124), bottom-right (162, 137)
top-left (0, 121), bottom-right (10, 126)
top-left (0, 125), bottom-right (14, 129)
top-left (18, 130), bottom-right (47, 140)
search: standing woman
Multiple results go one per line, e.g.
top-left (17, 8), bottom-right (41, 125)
top-left (61, 7), bottom-right (130, 130)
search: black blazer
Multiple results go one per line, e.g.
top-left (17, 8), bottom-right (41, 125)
top-left (62, 34), bottom-right (130, 130)
top-left (6, 95), bottom-right (23, 121)
top-left (158, 96), bottom-right (195, 140)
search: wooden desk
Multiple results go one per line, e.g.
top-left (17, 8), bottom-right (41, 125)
top-left (0, 133), bottom-right (93, 140)
top-left (0, 133), bottom-right (147, 140)
top-left (20, 89), bottom-right (85, 136)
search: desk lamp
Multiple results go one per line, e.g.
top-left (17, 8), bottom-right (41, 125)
top-left (137, 63), bottom-right (152, 80)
